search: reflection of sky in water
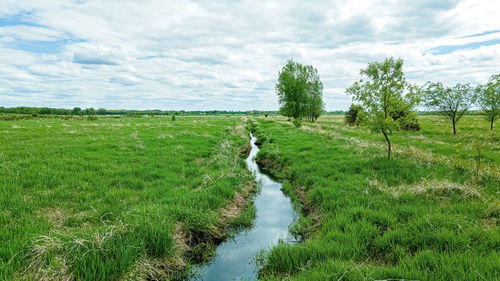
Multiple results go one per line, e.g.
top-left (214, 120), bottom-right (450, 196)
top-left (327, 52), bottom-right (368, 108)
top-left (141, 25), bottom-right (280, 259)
top-left (191, 135), bottom-right (297, 281)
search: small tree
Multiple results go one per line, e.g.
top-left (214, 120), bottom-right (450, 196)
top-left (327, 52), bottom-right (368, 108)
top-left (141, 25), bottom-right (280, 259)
top-left (476, 74), bottom-right (499, 130)
top-left (84, 107), bottom-right (96, 115)
top-left (424, 82), bottom-right (476, 134)
top-left (347, 58), bottom-right (420, 159)
top-left (71, 107), bottom-right (82, 116)
top-left (275, 60), bottom-right (324, 122)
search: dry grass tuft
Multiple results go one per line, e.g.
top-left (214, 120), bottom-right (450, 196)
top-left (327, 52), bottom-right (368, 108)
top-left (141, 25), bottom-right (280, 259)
top-left (220, 181), bottom-right (255, 225)
top-left (482, 200), bottom-right (499, 228)
top-left (38, 208), bottom-right (66, 228)
top-left (370, 178), bottom-right (482, 199)
top-left (125, 223), bottom-right (188, 281)
top-left (23, 231), bottom-right (73, 281)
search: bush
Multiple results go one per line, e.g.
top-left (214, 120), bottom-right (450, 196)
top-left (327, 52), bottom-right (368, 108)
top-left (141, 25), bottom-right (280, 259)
top-left (390, 108), bottom-right (420, 131)
top-left (171, 115), bottom-right (176, 121)
top-left (292, 118), bottom-right (302, 128)
top-left (345, 104), bottom-right (364, 126)
top-left (87, 115), bottom-right (98, 121)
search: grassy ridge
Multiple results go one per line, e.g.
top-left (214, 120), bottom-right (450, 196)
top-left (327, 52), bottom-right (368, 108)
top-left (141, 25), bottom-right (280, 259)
top-left (255, 116), bottom-right (499, 280)
top-left (0, 116), bottom-right (252, 280)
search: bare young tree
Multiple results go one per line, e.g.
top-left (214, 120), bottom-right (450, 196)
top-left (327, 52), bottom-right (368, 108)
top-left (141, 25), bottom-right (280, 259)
top-left (423, 82), bottom-right (476, 135)
top-left (476, 74), bottom-right (499, 130)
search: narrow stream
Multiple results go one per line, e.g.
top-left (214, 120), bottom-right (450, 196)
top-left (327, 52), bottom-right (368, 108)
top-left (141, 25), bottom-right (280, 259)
top-left (190, 134), bottom-right (297, 280)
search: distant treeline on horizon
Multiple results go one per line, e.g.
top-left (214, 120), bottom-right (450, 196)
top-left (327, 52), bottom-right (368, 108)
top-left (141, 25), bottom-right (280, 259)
top-left (0, 106), bottom-right (484, 116)
top-left (0, 106), bottom-right (346, 116)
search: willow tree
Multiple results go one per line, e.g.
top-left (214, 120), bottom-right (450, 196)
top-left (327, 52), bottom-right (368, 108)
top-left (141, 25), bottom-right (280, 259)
top-left (424, 82), bottom-right (476, 135)
top-left (476, 74), bottom-right (499, 130)
top-left (275, 60), bottom-right (324, 122)
top-left (347, 58), bottom-right (420, 159)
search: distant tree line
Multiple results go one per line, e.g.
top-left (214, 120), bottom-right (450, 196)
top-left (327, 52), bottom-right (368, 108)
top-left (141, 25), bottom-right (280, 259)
top-left (0, 107), bottom-right (280, 116)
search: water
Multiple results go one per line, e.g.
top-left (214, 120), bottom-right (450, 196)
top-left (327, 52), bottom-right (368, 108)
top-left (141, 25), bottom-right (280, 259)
top-left (190, 134), bottom-right (297, 281)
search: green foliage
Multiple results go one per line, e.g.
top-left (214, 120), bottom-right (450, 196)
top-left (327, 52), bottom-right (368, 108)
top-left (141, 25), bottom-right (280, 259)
top-left (83, 107), bottom-right (96, 115)
top-left (292, 118), bottom-right (302, 128)
top-left (424, 82), bottom-right (476, 134)
top-left (275, 60), bottom-right (324, 122)
top-left (390, 107), bottom-right (420, 131)
top-left (344, 104), bottom-right (364, 126)
top-left (71, 107), bottom-right (83, 115)
top-left (476, 74), bottom-right (499, 130)
top-left (347, 57), bottom-right (421, 159)
top-left (171, 114), bottom-right (176, 121)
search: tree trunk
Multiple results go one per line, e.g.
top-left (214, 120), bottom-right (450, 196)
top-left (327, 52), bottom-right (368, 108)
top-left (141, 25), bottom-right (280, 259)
top-left (491, 116), bottom-right (494, 130)
top-left (452, 119), bottom-right (456, 135)
top-left (381, 128), bottom-right (391, 160)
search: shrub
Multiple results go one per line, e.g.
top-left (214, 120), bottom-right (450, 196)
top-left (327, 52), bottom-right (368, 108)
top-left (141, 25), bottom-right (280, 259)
top-left (171, 115), bottom-right (176, 121)
top-left (292, 118), bottom-right (302, 128)
top-left (390, 108), bottom-right (420, 131)
top-left (345, 104), bottom-right (364, 126)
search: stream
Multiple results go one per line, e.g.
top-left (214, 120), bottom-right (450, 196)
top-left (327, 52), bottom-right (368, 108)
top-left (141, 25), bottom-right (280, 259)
top-left (190, 134), bottom-right (297, 280)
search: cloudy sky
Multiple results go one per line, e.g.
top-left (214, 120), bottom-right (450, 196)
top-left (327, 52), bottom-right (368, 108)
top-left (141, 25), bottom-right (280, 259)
top-left (1, 0), bottom-right (499, 111)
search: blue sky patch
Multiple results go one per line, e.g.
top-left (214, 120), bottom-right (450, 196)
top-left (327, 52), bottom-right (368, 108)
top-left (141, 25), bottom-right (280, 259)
top-left (0, 12), bottom-right (40, 27)
top-left (430, 39), bottom-right (500, 55)
top-left (6, 39), bottom-right (67, 54)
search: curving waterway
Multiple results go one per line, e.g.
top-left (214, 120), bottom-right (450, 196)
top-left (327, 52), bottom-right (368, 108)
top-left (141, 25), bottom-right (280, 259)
top-left (190, 134), bottom-right (297, 280)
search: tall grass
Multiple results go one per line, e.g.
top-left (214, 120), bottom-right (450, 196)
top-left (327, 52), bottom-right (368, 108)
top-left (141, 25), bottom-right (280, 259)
top-left (255, 116), bottom-right (499, 281)
top-left (0, 116), bottom-right (252, 280)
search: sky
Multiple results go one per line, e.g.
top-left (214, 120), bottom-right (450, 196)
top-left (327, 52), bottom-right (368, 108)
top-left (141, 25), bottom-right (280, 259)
top-left (0, 0), bottom-right (499, 111)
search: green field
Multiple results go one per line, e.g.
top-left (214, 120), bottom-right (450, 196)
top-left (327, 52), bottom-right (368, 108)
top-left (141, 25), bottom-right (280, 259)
top-left (0, 116), bottom-right (255, 280)
top-left (254, 115), bottom-right (499, 280)
top-left (1, 114), bottom-right (499, 280)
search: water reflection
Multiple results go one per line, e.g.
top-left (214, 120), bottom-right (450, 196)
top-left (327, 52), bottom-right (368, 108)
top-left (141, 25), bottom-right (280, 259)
top-left (190, 134), bottom-right (297, 281)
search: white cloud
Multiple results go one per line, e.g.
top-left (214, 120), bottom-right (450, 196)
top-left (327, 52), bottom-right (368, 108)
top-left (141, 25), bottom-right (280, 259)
top-left (0, 0), bottom-right (499, 110)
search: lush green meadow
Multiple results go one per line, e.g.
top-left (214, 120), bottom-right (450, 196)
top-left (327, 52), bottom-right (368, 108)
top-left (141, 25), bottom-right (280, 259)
top-left (0, 115), bottom-right (254, 280)
top-left (254, 115), bottom-right (499, 280)
top-left (1, 114), bottom-right (498, 281)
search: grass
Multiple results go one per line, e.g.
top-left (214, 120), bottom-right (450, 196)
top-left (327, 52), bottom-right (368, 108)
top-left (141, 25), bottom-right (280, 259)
top-left (1, 113), bottom-right (498, 280)
top-left (0, 115), bottom-right (254, 280)
top-left (254, 115), bottom-right (499, 281)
